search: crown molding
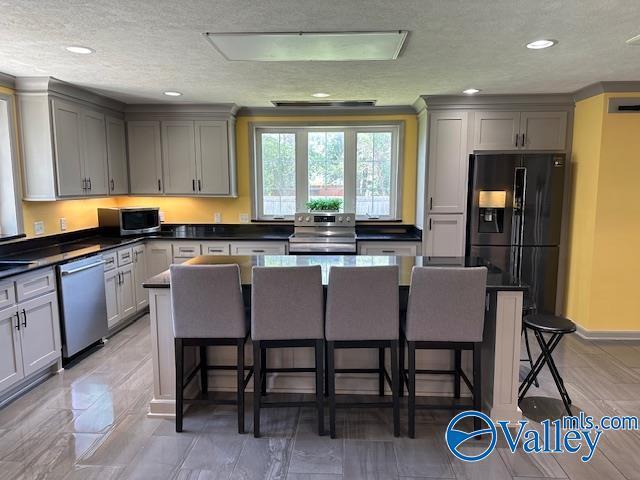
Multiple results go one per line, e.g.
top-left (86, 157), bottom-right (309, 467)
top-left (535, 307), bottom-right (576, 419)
top-left (0, 72), bottom-right (15, 89)
top-left (237, 105), bottom-right (415, 117)
top-left (573, 81), bottom-right (640, 102)
top-left (416, 94), bottom-right (575, 111)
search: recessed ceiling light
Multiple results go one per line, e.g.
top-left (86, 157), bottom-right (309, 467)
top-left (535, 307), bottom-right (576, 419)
top-left (463, 88), bottom-right (481, 95)
top-left (526, 39), bottom-right (557, 50)
top-left (312, 92), bottom-right (330, 98)
top-left (163, 91), bottom-right (182, 97)
top-left (65, 46), bottom-right (94, 54)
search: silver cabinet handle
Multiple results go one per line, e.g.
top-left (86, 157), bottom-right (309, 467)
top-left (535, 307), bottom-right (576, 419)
top-left (61, 260), bottom-right (106, 276)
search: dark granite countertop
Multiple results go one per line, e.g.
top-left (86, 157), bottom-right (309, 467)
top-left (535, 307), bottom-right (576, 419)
top-left (144, 255), bottom-right (526, 292)
top-left (0, 224), bottom-right (422, 281)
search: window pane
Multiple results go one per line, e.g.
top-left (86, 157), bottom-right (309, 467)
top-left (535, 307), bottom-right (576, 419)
top-left (261, 133), bottom-right (296, 216)
top-left (308, 132), bottom-right (344, 210)
top-left (356, 132), bottom-right (392, 217)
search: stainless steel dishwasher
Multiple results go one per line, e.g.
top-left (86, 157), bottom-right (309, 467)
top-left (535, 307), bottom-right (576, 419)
top-left (58, 255), bottom-right (109, 360)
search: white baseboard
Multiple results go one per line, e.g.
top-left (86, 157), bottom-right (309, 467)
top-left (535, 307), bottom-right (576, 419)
top-left (575, 324), bottom-right (640, 340)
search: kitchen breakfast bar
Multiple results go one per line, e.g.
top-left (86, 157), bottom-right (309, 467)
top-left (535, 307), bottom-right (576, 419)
top-left (143, 255), bottom-right (526, 423)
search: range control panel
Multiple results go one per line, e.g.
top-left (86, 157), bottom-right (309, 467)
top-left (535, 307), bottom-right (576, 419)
top-left (294, 212), bottom-right (356, 227)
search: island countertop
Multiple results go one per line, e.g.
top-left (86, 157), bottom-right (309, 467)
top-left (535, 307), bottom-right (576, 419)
top-left (143, 254), bottom-right (527, 292)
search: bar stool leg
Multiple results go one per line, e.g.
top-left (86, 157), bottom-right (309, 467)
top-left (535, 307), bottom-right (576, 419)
top-left (261, 348), bottom-right (267, 396)
top-left (534, 330), bottom-right (572, 415)
top-left (378, 347), bottom-right (385, 396)
top-left (253, 341), bottom-right (261, 438)
top-left (200, 346), bottom-right (208, 396)
top-left (523, 327), bottom-right (539, 388)
top-left (175, 338), bottom-right (184, 433)
top-left (399, 334), bottom-right (405, 397)
top-left (473, 343), bottom-right (482, 432)
top-left (315, 339), bottom-right (325, 436)
top-left (454, 349), bottom-right (461, 399)
top-left (391, 340), bottom-right (400, 438)
top-left (519, 334), bottom-right (562, 401)
top-left (237, 339), bottom-right (245, 434)
top-left (327, 341), bottom-right (337, 439)
top-left (408, 341), bottom-right (416, 439)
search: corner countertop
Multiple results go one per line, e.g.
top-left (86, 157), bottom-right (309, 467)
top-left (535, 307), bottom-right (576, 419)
top-left (0, 224), bottom-right (422, 281)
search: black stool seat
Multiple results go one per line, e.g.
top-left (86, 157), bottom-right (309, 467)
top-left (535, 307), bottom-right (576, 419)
top-left (524, 314), bottom-right (576, 334)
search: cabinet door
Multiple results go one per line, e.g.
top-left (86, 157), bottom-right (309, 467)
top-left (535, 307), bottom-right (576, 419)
top-left (520, 111), bottom-right (567, 151)
top-left (427, 111), bottom-right (469, 214)
top-left (104, 269), bottom-right (121, 329)
top-left (195, 121), bottom-right (230, 195)
top-left (106, 116), bottom-right (129, 194)
top-left (161, 121), bottom-right (197, 194)
top-left (128, 121), bottom-right (163, 194)
top-left (230, 242), bottom-right (287, 255)
top-left (473, 111), bottom-right (521, 151)
top-left (358, 242), bottom-right (420, 256)
top-left (119, 265), bottom-right (137, 318)
top-left (133, 244), bottom-right (148, 311)
top-left (425, 214), bottom-right (465, 257)
top-left (146, 242), bottom-right (172, 277)
top-left (0, 308), bottom-right (24, 392)
top-left (51, 99), bottom-right (84, 196)
top-left (19, 292), bottom-right (61, 377)
top-left (81, 109), bottom-right (109, 196)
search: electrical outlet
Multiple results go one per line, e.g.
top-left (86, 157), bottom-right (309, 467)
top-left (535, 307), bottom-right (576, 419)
top-left (214, 212), bottom-right (222, 223)
top-left (239, 213), bottom-right (250, 223)
top-left (34, 221), bottom-right (45, 235)
top-left (159, 211), bottom-right (165, 222)
top-left (59, 218), bottom-right (67, 231)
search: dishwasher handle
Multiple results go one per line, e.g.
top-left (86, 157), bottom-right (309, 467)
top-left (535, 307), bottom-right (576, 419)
top-left (60, 260), bottom-right (106, 276)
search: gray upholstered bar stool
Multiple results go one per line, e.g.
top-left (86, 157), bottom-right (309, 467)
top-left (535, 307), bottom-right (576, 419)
top-left (171, 264), bottom-right (252, 434)
top-left (325, 265), bottom-right (400, 439)
top-left (402, 266), bottom-right (487, 438)
top-left (251, 265), bottom-right (325, 438)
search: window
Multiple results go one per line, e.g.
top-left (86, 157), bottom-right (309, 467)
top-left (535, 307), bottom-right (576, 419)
top-left (253, 123), bottom-right (401, 220)
top-left (0, 94), bottom-right (22, 237)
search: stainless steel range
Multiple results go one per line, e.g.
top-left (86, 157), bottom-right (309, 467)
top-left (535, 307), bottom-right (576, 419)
top-left (288, 212), bottom-right (356, 254)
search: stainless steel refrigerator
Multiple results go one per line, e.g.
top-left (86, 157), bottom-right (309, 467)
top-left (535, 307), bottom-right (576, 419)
top-left (467, 153), bottom-right (565, 314)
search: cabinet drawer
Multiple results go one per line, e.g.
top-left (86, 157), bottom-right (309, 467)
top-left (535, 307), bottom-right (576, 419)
top-left (117, 247), bottom-right (134, 266)
top-left (230, 242), bottom-right (287, 255)
top-left (0, 281), bottom-right (15, 311)
top-left (201, 242), bottom-right (230, 256)
top-left (15, 269), bottom-right (55, 303)
top-left (103, 251), bottom-right (117, 272)
top-left (173, 242), bottom-right (202, 259)
top-left (358, 242), bottom-right (420, 256)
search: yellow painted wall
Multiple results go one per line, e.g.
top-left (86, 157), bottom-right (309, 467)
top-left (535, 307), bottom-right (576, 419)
top-left (23, 113), bottom-right (417, 237)
top-left (564, 93), bottom-right (640, 332)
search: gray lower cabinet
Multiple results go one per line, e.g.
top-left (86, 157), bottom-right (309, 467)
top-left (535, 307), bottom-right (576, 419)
top-left (104, 268), bottom-right (121, 329)
top-left (104, 263), bottom-right (136, 330)
top-left (133, 244), bottom-right (148, 311)
top-left (357, 241), bottom-right (421, 256)
top-left (146, 242), bottom-right (172, 277)
top-left (229, 241), bottom-right (288, 255)
top-left (0, 270), bottom-right (61, 395)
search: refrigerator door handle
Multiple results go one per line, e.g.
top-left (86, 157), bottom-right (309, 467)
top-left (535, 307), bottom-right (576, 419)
top-left (513, 166), bottom-right (527, 281)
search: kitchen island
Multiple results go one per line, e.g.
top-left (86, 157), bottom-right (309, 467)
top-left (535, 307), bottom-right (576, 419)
top-left (143, 255), bottom-right (526, 423)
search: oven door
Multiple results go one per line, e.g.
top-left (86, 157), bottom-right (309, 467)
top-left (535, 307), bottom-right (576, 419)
top-left (288, 242), bottom-right (357, 255)
top-left (120, 209), bottom-right (161, 235)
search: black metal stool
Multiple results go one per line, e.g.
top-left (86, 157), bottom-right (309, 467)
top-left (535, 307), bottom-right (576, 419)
top-left (518, 314), bottom-right (576, 415)
top-left (521, 297), bottom-right (539, 388)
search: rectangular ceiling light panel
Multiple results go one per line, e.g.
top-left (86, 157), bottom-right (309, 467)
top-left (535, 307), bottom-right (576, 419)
top-left (204, 31), bottom-right (408, 61)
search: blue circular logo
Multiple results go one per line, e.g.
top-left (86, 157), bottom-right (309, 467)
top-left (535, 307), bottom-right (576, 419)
top-left (445, 410), bottom-right (497, 462)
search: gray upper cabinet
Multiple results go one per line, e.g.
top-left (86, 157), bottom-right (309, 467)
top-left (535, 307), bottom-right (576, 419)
top-left (106, 116), bottom-right (129, 195)
top-left (81, 109), bottom-right (109, 196)
top-left (17, 78), bottom-right (128, 200)
top-left (196, 120), bottom-right (230, 195)
top-left (161, 121), bottom-right (197, 194)
top-left (51, 99), bottom-right (84, 197)
top-left (128, 121), bottom-right (163, 194)
top-left (473, 110), bottom-right (568, 151)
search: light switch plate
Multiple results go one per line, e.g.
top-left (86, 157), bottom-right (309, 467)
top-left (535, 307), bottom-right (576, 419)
top-left (214, 212), bottom-right (221, 223)
top-left (159, 211), bottom-right (165, 222)
top-left (34, 221), bottom-right (44, 235)
top-left (239, 213), bottom-right (249, 223)
top-left (59, 218), bottom-right (67, 231)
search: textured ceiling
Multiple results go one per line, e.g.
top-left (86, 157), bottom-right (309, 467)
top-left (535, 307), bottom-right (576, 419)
top-left (0, 0), bottom-right (639, 106)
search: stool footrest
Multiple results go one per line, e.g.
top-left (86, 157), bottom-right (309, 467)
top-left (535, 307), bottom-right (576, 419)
top-left (258, 400), bottom-right (318, 408)
top-left (335, 401), bottom-right (394, 408)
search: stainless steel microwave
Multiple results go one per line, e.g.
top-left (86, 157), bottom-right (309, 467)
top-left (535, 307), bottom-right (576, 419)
top-left (97, 207), bottom-right (161, 236)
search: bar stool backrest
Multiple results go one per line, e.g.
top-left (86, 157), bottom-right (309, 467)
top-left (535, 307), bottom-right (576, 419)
top-left (405, 267), bottom-right (487, 342)
top-left (170, 264), bottom-right (245, 339)
top-left (251, 265), bottom-right (324, 340)
top-left (325, 265), bottom-right (399, 341)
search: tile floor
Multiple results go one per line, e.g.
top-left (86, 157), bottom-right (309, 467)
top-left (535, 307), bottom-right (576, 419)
top-left (0, 315), bottom-right (639, 479)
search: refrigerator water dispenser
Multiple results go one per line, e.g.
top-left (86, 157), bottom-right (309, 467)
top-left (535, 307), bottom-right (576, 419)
top-left (478, 190), bottom-right (506, 233)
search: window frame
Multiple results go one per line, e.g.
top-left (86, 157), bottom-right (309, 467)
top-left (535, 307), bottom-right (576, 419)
top-left (251, 121), bottom-right (403, 221)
